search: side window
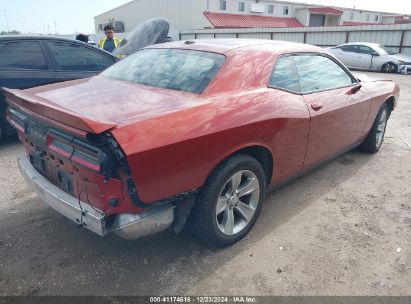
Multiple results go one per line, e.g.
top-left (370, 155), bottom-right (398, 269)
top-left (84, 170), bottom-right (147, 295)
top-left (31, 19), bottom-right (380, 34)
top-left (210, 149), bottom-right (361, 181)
top-left (357, 45), bottom-right (375, 55)
top-left (0, 41), bottom-right (48, 70)
top-left (47, 42), bottom-right (115, 71)
top-left (293, 55), bottom-right (354, 94)
top-left (268, 56), bottom-right (300, 93)
top-left (340, 45), bottom-right (357, 53)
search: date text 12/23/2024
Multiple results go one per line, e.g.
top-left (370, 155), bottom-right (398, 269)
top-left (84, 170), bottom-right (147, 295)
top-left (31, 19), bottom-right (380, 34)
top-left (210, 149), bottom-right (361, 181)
top-left (150, 297), bottom-right (257, 303)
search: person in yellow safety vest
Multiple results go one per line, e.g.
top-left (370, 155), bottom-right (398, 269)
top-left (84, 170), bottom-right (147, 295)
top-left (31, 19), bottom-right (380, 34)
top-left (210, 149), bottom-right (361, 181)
top-left (98, 24), bottom-right (122, 53)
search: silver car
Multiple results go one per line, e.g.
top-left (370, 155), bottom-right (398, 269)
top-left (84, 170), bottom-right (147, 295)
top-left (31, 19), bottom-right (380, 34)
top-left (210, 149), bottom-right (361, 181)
top-left (328, 42), bottom-right (411, 72)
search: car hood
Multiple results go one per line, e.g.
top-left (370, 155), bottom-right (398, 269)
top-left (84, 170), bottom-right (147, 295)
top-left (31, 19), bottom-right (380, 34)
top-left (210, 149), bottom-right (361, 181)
top-left (3, 76), bottom-right (204, 134)
top-left (389, 53), bottom-right (411, 64)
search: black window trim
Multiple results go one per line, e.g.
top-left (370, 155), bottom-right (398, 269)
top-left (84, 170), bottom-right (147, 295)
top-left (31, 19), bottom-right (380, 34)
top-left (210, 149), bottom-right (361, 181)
top-left (44, 40), bottom-right (116, 72)
top-left (290, 52), bottom-right (359, 95)
top-left (0, 39), bottom-right (53, 71)
top-left (267, 54), bottom-right (302, 95)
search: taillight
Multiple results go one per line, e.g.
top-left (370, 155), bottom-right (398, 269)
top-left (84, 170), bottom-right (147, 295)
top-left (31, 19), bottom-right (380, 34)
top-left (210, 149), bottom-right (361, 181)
top-left (6, 108), bottom-right (25, 133)
top-left (70, 140), bottom-right (102, 172)
top-left (47, 129), bottom-right (103, 172)
top-left (47, 131), bottom-right (72, 158)
top-left (6, 108), bottom-right (104, 173)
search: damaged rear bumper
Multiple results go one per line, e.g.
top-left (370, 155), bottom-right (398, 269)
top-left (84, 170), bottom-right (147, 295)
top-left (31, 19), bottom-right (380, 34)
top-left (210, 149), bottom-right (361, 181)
top-left (17, 155), bottom-right (174, 239)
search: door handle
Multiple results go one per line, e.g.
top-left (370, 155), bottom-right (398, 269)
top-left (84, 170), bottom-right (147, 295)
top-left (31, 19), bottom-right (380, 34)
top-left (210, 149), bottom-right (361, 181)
top-left (311, 102), bottom-right (322, 111)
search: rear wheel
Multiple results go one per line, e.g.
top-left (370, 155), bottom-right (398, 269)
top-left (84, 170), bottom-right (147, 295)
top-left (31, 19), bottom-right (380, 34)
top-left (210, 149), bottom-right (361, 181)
top-left (359, 103), bottom-right (389, 153)
top-left (188, 154), bottom-right (266, 247)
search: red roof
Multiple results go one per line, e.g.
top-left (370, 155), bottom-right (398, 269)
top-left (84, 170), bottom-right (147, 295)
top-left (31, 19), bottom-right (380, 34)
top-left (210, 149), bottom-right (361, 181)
top-left (395, 15), bottom-right (411, 20)
top-left (395, 15), bottom-right (411, 23)
top-left (203, 12), bottom-right (304, 28)
top-left (308, 7), bottom-right (343, 15)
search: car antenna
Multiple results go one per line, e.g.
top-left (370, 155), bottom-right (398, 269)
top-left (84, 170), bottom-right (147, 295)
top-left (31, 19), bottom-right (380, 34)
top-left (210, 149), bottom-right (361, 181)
top-left (184, 40), bottom-right (195, 44)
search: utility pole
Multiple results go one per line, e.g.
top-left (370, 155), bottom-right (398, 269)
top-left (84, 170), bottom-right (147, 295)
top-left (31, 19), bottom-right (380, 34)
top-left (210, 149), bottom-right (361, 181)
top-left (2, 9), bottom-right (9, 34)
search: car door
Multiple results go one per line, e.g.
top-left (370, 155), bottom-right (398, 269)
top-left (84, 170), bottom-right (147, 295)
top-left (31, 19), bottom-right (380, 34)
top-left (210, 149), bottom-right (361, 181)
top-left (44, 41), bottom-right (117, 81)
top-left (353, 45), bottom-right (374, 70)
top-left (331, 45), bottom-right (359, 68)
top-left (266, 55), bottom-right (310, 184)
top-left (0, 39), bottom-right (56, 137)
top-left (0, 40), bottom-right (56, 90)
top-left (292, 53), bottom-right (371, 170)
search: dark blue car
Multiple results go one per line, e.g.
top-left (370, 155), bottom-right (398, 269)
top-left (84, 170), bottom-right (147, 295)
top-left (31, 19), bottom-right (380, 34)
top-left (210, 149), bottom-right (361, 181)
top-left (0, 35), bottom-right (118, 141)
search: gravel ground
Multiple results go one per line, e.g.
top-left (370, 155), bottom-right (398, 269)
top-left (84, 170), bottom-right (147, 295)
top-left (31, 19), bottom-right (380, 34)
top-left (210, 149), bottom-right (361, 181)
top-left (0, 72), bottom-right (410, 296)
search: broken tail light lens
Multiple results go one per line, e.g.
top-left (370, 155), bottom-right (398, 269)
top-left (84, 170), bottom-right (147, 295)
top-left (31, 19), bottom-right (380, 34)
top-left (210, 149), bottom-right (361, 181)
top-left (47, 129), bottom-right (103, 173)
top-left (6, 108), bottom-right (26, 133)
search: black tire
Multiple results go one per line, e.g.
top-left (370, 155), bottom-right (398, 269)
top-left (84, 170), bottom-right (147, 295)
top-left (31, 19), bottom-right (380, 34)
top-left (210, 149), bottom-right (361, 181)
top-left (0, 120), bottom-right (5, 142)
top-left (188, 154), bottom-right (266, 248)
top-left (381, 62), bottom-right (396, 73)
top-left (359, 103), bottom-right (389, 153)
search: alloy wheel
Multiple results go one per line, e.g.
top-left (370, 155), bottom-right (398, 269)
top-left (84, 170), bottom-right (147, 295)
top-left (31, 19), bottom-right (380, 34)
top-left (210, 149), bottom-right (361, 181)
top-left (383, 64), bottom-right (390, 72)
top-left (383, 63), bottom-right (395, 73)
top-left (215, 170), bottom-right (260, 235)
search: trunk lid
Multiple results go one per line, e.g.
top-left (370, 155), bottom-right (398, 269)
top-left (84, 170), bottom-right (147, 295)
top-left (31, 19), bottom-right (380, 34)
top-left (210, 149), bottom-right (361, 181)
top-left (351, 72), bottom-right (393, 83)
top-left (3, 75), bottom-right (200, 134)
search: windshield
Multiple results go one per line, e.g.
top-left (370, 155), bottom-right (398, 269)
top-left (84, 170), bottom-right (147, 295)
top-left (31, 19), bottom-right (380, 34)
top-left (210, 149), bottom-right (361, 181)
top-left (102, 48), bottom-right (225, 94)
top-left (374, 44), bottom-right (397, 55)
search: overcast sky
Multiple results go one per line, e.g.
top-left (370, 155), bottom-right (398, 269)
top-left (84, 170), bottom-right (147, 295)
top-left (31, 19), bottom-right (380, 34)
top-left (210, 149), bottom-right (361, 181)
top-left (0, 0), bottom-right (410, 35)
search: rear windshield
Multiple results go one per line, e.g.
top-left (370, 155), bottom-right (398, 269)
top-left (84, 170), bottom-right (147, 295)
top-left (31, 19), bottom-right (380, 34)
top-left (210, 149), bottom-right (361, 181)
top-left (102, 48), bottom-right (225, 94)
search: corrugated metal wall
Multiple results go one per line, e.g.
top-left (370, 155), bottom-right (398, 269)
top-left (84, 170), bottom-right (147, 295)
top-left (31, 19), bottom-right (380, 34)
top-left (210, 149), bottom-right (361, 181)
top-left (305, 31), bottom-right (346, 45)
top-left (94, 0), bottom-right (209, 40)
top-left (180, 24), bottom-right (411, 55)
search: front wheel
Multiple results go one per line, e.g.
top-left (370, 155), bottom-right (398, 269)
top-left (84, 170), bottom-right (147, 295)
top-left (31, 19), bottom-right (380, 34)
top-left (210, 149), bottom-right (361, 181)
top-left (381, 62), bottom-right (396, 73)
top-left (359, 103), bottom-right (389, 153)
top-left (188, 154), bottom-right (266, 247)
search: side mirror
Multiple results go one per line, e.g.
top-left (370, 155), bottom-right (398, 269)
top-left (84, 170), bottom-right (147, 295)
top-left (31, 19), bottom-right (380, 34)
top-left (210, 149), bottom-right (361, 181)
top-left (372, 52), bottom-right (380, 57)
top-left (347, 84), bottom-right (362, 95)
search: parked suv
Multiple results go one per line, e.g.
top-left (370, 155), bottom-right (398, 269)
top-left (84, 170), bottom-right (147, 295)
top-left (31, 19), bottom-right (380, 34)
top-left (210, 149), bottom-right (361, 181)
top-left (0, 35), bottom-right (118, 141)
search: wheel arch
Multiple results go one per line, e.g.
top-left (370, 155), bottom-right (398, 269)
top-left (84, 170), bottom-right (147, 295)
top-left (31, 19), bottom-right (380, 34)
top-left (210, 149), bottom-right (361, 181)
top-left (205, 144), bottom-right (274, 187)
top-left (385, 96), bottom-right (395, 115)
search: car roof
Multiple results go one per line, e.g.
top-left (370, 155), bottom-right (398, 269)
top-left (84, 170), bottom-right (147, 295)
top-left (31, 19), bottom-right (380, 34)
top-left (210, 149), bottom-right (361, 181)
top-left (0, 35), bottom-right (116, 58)
top-left (0, 35), bottom-right (86, 44)
top-left (337, 42), bottom-right (381, 47)
top-left (148, 39), bottom-right (322, 55)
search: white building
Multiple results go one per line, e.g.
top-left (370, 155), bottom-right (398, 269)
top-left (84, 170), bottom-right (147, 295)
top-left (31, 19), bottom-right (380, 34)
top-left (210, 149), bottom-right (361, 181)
top-left (94, 0), bottom-right (410, 40)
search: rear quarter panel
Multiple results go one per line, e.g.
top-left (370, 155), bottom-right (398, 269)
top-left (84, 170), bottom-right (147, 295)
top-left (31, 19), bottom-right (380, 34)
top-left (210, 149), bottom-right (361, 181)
top-left (359, 78), bottom-right (399, 135)
top-left (112, 88), bottom-right (310, 203)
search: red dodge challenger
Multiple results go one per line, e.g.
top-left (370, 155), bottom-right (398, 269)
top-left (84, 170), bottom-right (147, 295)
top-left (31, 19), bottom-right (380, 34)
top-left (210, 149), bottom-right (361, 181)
top-left (3, 39), bottom-right (400, 247)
